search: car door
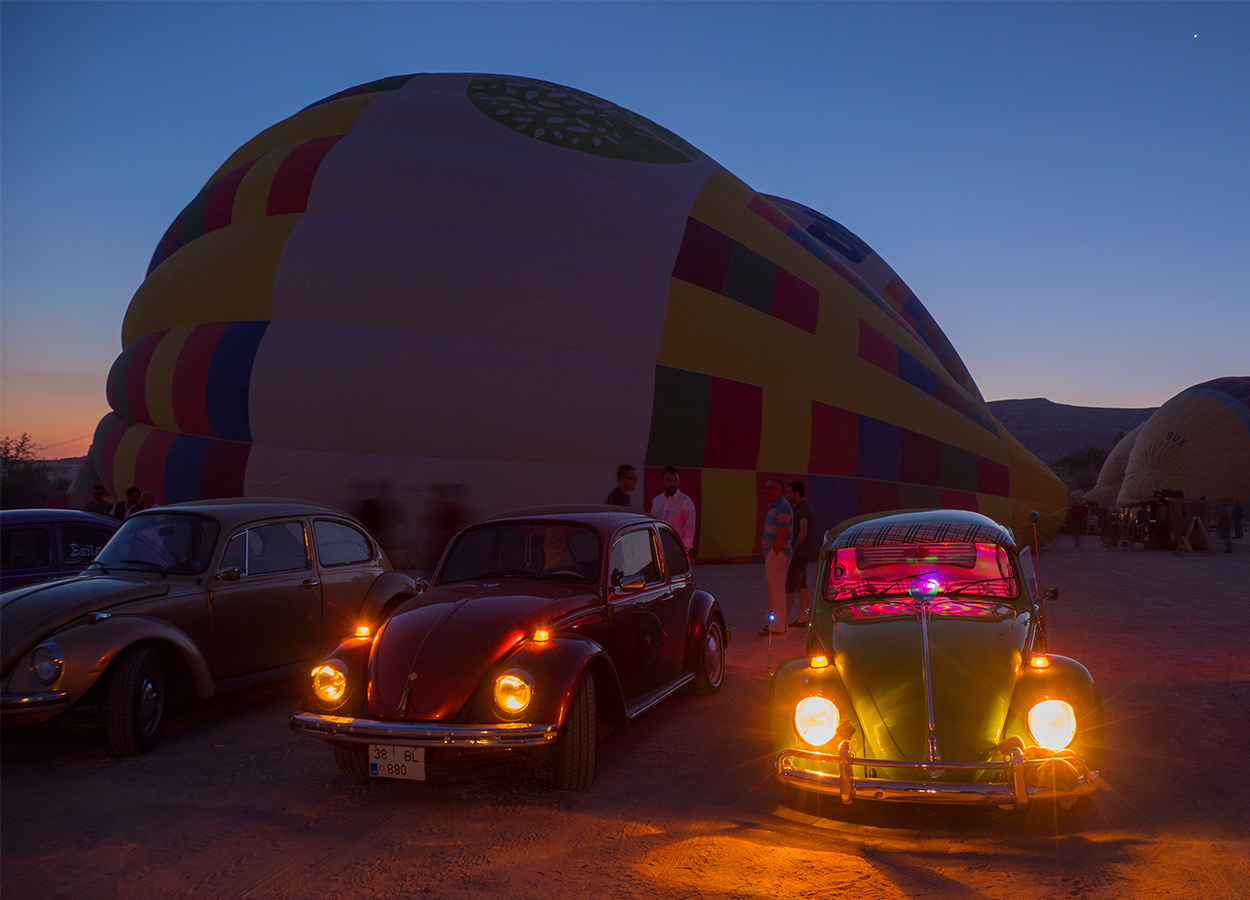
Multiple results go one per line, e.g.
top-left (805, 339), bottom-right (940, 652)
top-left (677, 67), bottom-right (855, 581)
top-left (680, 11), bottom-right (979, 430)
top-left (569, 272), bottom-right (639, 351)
top-left (312, 517), bottom-right (386, 642)
top-left (0, 524), bottom-right (54, 590)
top-left (208, 519), bottom-right (322, 680)
top-left (606, 525), bottom-right (680, 699)
top-left (656, 524), bottom-right (695, 675)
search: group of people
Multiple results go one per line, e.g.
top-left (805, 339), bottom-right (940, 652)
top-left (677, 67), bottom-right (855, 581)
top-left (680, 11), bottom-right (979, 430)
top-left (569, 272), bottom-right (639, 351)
top-left (604, 464), bottom-right (816, 639)
top-left (82, 484), bottom-right (159, 521)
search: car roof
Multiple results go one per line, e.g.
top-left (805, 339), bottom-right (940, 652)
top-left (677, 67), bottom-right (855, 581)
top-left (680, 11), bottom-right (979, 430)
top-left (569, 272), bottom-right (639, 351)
top-left (824, 508), bottom-right (1017, 553)
top-left (127, 498), bottom-right (360, 530)
top-left (474, 504), bottom-right (663, 538)
top-left (0, 508), bottom-right (120, 528)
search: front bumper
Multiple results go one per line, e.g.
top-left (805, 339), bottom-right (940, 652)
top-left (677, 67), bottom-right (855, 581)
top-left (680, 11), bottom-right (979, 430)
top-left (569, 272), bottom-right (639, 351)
top-left (776, 742), bottom-right (1099, 808)
top-left (0, 691), bottom-right (71, 723)
top-left (290, 711), bottom-right (559, 748)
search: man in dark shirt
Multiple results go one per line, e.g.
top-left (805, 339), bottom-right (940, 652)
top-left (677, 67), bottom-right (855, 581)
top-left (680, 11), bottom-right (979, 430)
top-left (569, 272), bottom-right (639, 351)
top-left (784, 481), bottom-right (816, 626)
top-left (605, 464), bottom-right (637, 507)
top-left (82, 484), bottom-right (113, 516)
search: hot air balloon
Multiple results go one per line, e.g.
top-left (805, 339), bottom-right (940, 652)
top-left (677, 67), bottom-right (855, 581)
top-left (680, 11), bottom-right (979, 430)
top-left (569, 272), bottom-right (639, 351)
top-left (79, 73), bottom-right (1068, 562)
top-left (1117, 377), bottom-right (1250, 506)
top-left (1083, 422), bottom-right (1143, 504)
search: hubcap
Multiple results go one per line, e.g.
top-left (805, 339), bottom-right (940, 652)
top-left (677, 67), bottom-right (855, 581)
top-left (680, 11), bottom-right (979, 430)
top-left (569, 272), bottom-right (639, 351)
top-left (704, 627), bottom-right (723, 685)
top-left (139, 676), bottom-right (163, 737)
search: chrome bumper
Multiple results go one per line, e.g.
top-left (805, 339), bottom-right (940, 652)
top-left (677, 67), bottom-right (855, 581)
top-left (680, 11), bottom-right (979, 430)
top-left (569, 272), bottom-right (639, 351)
top-left (290, 712), bottom-right (559, 748)
top-left (776, 742), bottom-right (1099, 808)
top-left (1, 691), bottom-right (70, 713)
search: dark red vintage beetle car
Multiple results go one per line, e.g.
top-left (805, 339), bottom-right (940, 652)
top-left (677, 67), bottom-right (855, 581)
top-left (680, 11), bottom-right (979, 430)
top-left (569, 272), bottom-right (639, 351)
top-left (290, 506), bottom-right (729, 790)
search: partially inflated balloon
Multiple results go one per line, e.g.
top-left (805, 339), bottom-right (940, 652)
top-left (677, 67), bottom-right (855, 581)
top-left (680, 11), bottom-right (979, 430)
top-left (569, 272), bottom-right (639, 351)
top-left (1118, 377), bottom-right (1250, 506)
top-left (80, 73), bottom-right (1068, 561)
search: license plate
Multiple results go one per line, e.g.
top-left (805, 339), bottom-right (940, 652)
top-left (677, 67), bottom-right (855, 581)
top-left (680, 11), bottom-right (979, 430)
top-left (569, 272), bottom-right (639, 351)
top-left (368, 744), bottom-right (426, 780)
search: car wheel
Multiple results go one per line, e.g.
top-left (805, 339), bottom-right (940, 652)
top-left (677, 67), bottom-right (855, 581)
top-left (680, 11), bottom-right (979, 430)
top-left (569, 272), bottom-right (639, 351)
top-left (106, 646), bottom-right (166, 757)
top-left (692, 618), bottom-right (725, 696)
top-left (334, 745), bottom-right (370, 777)
top-left (553, 670), bottom-right (596, 791)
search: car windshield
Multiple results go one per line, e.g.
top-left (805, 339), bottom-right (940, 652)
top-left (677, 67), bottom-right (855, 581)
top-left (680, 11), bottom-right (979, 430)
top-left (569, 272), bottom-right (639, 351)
top-left (825, 541), bottom-right (1019, 602)
top-left (94, 513), bottom-right (220, 575)
top-left (438, 522), bottom-right (602, 585)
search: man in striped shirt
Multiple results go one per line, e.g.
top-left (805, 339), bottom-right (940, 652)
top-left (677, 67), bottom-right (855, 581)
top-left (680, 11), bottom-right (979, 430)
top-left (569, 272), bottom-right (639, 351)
top-left (760, 477), bottom-right (792, 635)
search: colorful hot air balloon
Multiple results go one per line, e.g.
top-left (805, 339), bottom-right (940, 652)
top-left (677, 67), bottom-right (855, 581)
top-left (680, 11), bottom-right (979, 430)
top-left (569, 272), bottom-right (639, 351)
top-left (1117, 377), bottom-right (1250, 506)
top-left (80, 73), bottom-right (1069, 562)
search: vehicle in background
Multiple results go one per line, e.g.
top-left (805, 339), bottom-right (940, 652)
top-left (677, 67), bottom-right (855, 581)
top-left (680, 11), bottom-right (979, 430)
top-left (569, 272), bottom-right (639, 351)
top-left (1, 509), bottom-right (120, 592)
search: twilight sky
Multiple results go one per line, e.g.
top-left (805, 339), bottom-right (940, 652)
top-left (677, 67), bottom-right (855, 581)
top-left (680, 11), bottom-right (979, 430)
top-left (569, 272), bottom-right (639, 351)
top-left (2, 1), bottom-right (1246, 458)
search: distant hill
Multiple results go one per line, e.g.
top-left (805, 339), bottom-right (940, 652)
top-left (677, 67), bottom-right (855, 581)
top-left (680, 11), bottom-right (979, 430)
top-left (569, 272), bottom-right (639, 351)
top-left (987, 399), bottom-right (1157, 464)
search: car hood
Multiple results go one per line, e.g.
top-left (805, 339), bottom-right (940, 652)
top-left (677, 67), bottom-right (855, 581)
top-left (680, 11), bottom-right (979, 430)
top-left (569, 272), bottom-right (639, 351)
top-left (0, 575), bottom-right (171, 675)
top-left (830, 599), bottom-right (1031, 765)
top-left (368, 580), bottom-right (599, 720)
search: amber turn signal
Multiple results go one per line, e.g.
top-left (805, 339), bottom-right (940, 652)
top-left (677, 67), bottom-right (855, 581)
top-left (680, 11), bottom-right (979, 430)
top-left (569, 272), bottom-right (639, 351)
top-left (809, 655), bottom-right (829, 669)
top-left (1029, 655), bottom-right (1050, 669)
top-left (355, 625), bottom-right (371, 638)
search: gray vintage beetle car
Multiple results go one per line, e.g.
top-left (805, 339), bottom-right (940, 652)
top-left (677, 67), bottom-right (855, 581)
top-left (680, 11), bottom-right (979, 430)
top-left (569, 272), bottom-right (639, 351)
top-left (1, 499), bottom-right (418, 755)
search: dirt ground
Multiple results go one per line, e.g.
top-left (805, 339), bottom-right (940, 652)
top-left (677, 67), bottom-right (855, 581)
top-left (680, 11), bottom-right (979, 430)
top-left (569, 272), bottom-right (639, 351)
top-left (3, 541), bottom-right (1249, 899)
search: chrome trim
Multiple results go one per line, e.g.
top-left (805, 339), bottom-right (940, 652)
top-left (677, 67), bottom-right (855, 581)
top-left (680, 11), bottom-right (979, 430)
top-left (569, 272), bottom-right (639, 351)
top-left (625, 672), bottom-right (695, 720)
top-left (1, 691), bottom-right (70, 711)
top-left (777, 743), bottom-right (1099, 808)
top-left (290, 712), bottom-right (558, 747)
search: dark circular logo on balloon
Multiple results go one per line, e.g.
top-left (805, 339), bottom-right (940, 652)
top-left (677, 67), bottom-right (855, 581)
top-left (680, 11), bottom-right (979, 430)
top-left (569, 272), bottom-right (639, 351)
top-left (468, 75), bottom-right (697, 164)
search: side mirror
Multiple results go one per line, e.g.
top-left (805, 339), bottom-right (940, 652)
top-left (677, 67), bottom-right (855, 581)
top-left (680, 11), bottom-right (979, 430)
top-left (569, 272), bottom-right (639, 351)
top-left (413, 577), bottom-right (429, 594)
top-left (1043, 587), bottom-right (1059, 603)
top-left (618, 574), bottom-right (647, 592)
top-left (216, 566), bottom-right (241, 582)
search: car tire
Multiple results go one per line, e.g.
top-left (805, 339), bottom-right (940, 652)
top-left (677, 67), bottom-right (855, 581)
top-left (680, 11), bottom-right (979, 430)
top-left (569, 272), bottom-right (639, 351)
top-left (692, 618), bottom-right (725, 696)
top-left (553, 670), bottom-right (596, 791)
top-left (106, 646), bottom-right (166, 757)
top-left (334, 745), bottom-right (370, 778)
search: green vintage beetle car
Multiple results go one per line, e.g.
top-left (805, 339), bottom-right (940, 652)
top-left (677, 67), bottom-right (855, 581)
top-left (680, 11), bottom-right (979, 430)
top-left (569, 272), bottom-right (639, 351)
top-left (770, 509), bottom-right (1104, 810)
top-left (1, 499), bottom-right (418, 756)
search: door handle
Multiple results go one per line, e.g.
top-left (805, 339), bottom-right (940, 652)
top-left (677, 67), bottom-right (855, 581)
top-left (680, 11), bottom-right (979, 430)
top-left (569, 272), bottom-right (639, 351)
top-left (302, 579), bottom-right (320, 588)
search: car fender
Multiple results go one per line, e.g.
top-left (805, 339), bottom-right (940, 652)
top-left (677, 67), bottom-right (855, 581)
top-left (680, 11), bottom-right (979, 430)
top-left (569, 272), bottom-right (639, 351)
top-left (300, 633), bottom-right (376, 716)
top-left (682, 590), bottom-right (727, 672)
top-left (1004, 654), bottom-right (1105, 767)
top-left (471, 634), bottom-right (628, 731)
top-left (768, 655), bottom-right (858, 758)
top-left (360, 572), bottom-right (419, 622)
top-left (5, 614), bottom-right (214, 708)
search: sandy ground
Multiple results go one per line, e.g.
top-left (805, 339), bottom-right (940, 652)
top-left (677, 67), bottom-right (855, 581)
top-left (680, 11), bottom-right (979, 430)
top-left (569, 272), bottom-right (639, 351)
top-left (2, 541), bottom-right (1249, 899)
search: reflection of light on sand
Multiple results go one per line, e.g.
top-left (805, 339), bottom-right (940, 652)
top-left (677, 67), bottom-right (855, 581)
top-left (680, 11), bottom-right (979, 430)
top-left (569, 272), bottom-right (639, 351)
top-left (635, 830), bottom-right (904, 898)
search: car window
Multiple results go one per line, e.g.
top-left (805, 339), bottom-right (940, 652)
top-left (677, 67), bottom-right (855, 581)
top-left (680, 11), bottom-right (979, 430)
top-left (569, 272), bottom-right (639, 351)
top-left (59, 526), bottom-right (114, 569)
top-left (96, 513), bottom-right (219, 574)
top-left (314, 520), bottom-right (373, 566)
top-left (825, 541), bottom-right (1019, 601)
top-left (659, 528), bottom-right (689, 578)
top-left (222, 522), bottom-right (310, 576)
top-left (438, 522), bottom-right (601, 584)
top-left (609, 529), bottom-right (662, 588)
top-left (1, 527), bottom-right (51, 570)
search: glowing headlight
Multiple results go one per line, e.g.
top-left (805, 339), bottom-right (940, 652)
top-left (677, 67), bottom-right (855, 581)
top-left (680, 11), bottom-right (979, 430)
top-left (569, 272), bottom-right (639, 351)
top-left (493, 670), bottom-right (534, 714)
top-left (1027, 698), bottom-right (1077, 750)
top-left (794, 696), bottom-right (839, 746)
top-left (31, 643), bottom-right (63, 684)
top-left (311, 663), bottom-right (348, 706)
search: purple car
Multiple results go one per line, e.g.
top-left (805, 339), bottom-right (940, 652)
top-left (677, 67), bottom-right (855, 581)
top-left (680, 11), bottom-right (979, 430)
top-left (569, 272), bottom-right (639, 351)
top-left (0, 509), bottom-right (120, 593)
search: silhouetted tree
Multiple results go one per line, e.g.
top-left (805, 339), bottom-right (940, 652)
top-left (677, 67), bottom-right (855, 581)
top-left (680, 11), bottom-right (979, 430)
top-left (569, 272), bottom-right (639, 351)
top-left (1, 433), bottom-right (52, 509)
top-left (1051, 445), bottom-right (1108, 493)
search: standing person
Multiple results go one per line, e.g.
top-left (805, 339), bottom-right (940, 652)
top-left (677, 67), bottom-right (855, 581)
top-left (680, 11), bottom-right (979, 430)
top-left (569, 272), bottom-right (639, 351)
top-left (760, 477), bottom-right (792, 636)
top-left (82, 484), bottom-right (113, 516)
top-left (1234, 500), bottom-right (1244, 539)
top-left (112, 486), bottom-right (141, 520)
top-left (649, 466), bottom-right (696, 552)
top-left (784, 481), bottom-right (815, 627)
top-left (605, 464), bottom-right (638, 507)
top-left (138, 491), bottom-right (161, 512)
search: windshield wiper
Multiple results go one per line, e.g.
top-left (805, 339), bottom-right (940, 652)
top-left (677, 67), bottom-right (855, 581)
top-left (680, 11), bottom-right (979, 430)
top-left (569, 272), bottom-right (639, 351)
top-left (945, 576), bottom-right (1012, 596)
top-left (478, 568), bottom-right (535, 580)
top-left (86, 560), bottom-right (110, 574)
top-left (863, 570), bottom-right (936, 596)
top-left (119, 559), bottom-right (169, 577)
top-left (542, 571), bottom-right (597, 584)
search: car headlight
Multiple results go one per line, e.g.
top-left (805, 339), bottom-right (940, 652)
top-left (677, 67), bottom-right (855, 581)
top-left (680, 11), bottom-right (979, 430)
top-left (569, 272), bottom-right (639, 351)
top-left (794, 696), bottom-right (839, 746)
top-left (1027, 699), bottom-right (1077, 750)
top-left (311, 663), bottom-right (348, 706)
top-left (31, 643), bottom-right (63, 685)
top-left (493, 669), bottom-right (534, 715)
